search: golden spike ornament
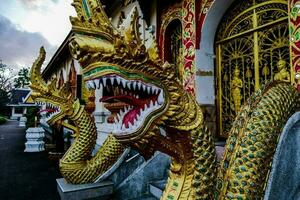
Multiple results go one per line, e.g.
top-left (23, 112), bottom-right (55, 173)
top-left (29, 0), bottom-right (300, 199)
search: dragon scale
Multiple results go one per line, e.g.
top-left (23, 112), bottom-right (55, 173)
top-left (59, 101), bottom-right (125, 183)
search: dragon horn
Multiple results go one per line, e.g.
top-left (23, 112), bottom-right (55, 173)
top-left (29, 47), bottom-right (48, 92)
top-left (121, 6), bottom-right (143, 47)
top-left (70, 0), bottom-right (119, 41)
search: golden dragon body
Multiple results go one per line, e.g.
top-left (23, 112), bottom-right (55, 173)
top-left (29, 0), bottom-right (299, 199)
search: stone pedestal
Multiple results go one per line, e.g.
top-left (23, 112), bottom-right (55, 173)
top-left (56, 178), bottom-right (113, 200)
top-left (94, 111), bottom-right (111, 148)
top-left (19, 117), bottom-right (27, 127)
top-left (24, 127), bottom-right (45, 152)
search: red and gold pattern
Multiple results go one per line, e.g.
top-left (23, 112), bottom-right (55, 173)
top-left (159, 4), bottom-right (182, 62)
top-left (196, 0), bottom-right (215, 48)
top-left (182, 0), bottom-right (196, 95)
top-left (289, 0), bottom-right (300, 90)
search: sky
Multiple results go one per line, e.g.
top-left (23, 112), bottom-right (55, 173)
top-left (0, 0), bottom-right (76, 71)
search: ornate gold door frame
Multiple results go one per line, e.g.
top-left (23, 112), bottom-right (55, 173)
top-left (215, 0), bottom-right (292, 137)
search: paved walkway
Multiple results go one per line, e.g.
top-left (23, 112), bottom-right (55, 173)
top-left (0, 120), bottom-right (61, 200)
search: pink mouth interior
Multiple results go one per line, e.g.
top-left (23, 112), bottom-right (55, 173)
top-left (100, 94), bottom-right (157, 128)
top-left (38, 108), bottom-right (57, 114)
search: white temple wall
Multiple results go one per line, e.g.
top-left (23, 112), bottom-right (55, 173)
top-left (195, 0), bottom-right (235, 105)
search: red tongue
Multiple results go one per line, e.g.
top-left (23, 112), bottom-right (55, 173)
top-left (123, 107), bottom-right (141, 128)
top-left (100, 95), bottom-right (147, 107)
top-left (38, 109), bottom-right (56, 113)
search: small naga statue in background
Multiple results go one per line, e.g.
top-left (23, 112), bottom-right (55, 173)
top-left (29, 0), bottom-right (299, 199)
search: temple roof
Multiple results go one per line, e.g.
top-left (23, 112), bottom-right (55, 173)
top-left (8, 88), bottom-right (31, 105)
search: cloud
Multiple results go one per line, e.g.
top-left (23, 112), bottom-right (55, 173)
top-left (0, 15), bottom-right (56, 71)
top-left (18, 0), bottom-right (59, 9)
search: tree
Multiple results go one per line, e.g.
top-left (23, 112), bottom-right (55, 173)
top-left (0, 60), bottom-right (14, 91)
top-left (0, 88), bottom-right (10, 116)
top-left (14, 67), bottom-right (30, 88)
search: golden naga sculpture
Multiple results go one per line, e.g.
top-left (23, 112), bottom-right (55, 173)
top-left (274, 59), bottom-right (290, 82)
top-left (29, 0), bottom-right (299, 199)
top-left (231, 67), bottom-right (243, 113)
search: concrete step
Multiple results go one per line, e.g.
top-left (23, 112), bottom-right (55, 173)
top-left (149, 180), bottom-right (167, 199)
top-left (56, 178), bottom-right (113, 200)
top-left (129, 194), bottom-right (158, 200)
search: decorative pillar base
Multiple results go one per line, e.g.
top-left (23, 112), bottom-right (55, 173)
top-left (19, 117), bottom-right (27, 127)
top-left (24, 127), bottom-right (45, 152)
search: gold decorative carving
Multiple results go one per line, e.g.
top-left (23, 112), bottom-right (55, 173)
top-left (274, 59), bottom-right (290, 82)
top-left (231, 67), bottom-right (243, 114)
top-left (216, 0), bottom-right (291, 137)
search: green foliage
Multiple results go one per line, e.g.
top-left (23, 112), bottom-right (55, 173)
top-left (0, 89), bottom-right (9, 116)
top-left (0, 60), bottom-right (14, 91)
top-left (25, 107), bottom-right (40, 128)
top-left (0, 117), bottom-right (7, 125)
top-left (14, 68), bottom-right (29, 88)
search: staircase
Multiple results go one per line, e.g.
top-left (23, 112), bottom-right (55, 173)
top-left (111, 152), bottom-right (170, 200)
top-left (149, 180), bottom-right (167, 199)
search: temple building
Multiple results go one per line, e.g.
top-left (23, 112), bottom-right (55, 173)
top-left (43, 0), bottom-right (298, 139)
top-left (7, 88), bottom-right (36, 120)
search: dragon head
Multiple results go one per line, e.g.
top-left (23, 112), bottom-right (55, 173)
top-left (68, 0), bottom-right (201, 159)
top-left (29, 47), bottom-right (76, 125)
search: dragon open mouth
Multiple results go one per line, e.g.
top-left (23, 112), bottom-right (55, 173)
top-left (36, 101), bottom-right (61, 122)
top-left (86, 74), bottom-right (165, 135)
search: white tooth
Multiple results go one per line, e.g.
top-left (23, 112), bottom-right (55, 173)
top-left (158, 91), bottom-right (164, 105)
top-left (128, 121), bottom-right (133, 130)
top-left (133, 118), bottom-right (137, 126)
top-left (121, 124), bottom-right (125, 130)
top-left (150, 100), bottom-right (154, 108)
top-left (151, 86), bottom-right (155, 94)
top-left (137, 82), bottom-right (142, 90)
top-left (142, 84), bottom-right (146, 91)
top-left (103, 77), bottom-right (107, 87)
top-left (114, 116), bottom-right (118, 123)
top-left (116, 77), bottom-right (121, 85)
top-left (147, 86), bottom-right (151, 94)
top-left (88, 80), bottom-right (94, 89)
top-left (94, 79), bottom-right (100, 89)
top-left (121, 79), bottom-right (126, 88)
top-left (119, 109), bottom-right (125, 117)
top-left (110, 77), bottom-right (115, 85)
top-left (124, 106), bottom-right (129, 113)
top-left (127, 81), bottom-right (131, 90)
top-left (154, 101), bottom-right (158, 107)
top-left (137, 94), bottom-right (139, 99)
top-left (133, 82), bottom-right (137, 90)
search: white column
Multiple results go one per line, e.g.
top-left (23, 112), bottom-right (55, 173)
top-left (93, 85), bottom-right (111, 153)
top-left (23, 107), bottom-right (27, 115)
top-left (10, 107), bottom-right (16, 119)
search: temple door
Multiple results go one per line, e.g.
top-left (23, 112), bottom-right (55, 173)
top-left (215, 0), bottom-right (291, 137)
